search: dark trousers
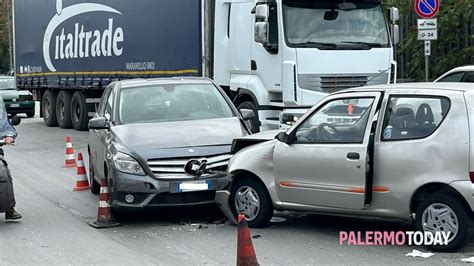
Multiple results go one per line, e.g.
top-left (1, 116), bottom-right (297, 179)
top-left (0, 160), bottom-right (15, 213)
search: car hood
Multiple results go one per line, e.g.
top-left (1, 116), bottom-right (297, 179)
top-left (0, 90), bottom-right (30, 99)
top-left (112, 117), bottom-right (247, 154)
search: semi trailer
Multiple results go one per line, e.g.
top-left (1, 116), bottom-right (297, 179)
top-left (13, 0), bottom-right (398, 131)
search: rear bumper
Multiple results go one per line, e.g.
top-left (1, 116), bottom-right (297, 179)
top-left (6, 101), bottom-right (35, 114)
top-left (108, 168), bottom-right (231, 210)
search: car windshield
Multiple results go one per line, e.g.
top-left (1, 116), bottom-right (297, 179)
top-left (0, 77), bottom-right (16, 90)
top-left (119, 83), bottom-right (235, 124)
top-left (282, 0), bottom-right (389, 49)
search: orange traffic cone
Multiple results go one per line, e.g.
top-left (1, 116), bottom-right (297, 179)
top-left (237, 214), bottom-right (258, 266)
top-left (64, 135), bottom-right (76, 168)
top-left (89, 178), bottom-right (120, 229)
top-left (73, 153), bottom-right (90, 191)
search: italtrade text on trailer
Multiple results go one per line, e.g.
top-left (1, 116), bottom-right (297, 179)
top-left (13, 0), bottom-right (399, 131)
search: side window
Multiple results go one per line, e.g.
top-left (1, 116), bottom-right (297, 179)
top-left (463, 72), bottom-right (474, 83)
top-left (104, 88), bottom-right (115, 120)
top-left (381, 96), bottom-right (450, 141)
top-left (438, 72), bottom-right (465, 82)
top-left (98, 88), bottom-right (111, 117)
top-left (295, 97), bottom-right (375, 143)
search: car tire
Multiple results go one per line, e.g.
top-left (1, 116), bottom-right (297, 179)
top-left (230, 177), bottom-right (273, 228)
top-left (89, 158), bottom-right (100, 195)
top-left (56, 90), bottom-right (73, 128)
top-left (237, 101), bottom-right (260, 133)
top-left (42, 90), bottom-right (58, 127)
top-left (415, 193), bottom-right (473, 252)
top-left (26, 111), bottom-right (35, 118)
top-left (71, 91), bottom-right (89, 131)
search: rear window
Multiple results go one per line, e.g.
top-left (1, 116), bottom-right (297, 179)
top-left (381, 96), bottom-right (450, 141)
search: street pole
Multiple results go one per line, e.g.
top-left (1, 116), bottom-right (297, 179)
top-left (425, 55), bottom-right (429, 82)
top-left (6, 0), bottom-right (13, 72)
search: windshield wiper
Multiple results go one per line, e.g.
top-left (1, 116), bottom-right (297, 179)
top-left (340, 41), bottom-right (383, 48)
top-left (291, 42), bottom-right (339, 49)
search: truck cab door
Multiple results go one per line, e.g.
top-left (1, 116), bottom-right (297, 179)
top-left (273, 92), bottom-right (382, 209)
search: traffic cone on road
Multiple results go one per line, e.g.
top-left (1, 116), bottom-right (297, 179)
top-left (73, 153), bottom-right (90, 191)
top-left (237, 214), bottom-right (258, 266)
top-left (64, 135), bottom-right (76, 168)
top-left (89, 178), bottom-right (120, 229)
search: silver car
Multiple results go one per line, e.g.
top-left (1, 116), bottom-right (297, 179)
top-left (88, 78), bottom-right (253, 209)
top-left (227, 82), bottom-right (474, 252)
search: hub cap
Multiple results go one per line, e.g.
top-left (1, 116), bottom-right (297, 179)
top-left (234, 186), bottom-right (260, 221)
top-left (421, 203), bottom-right (458, 242)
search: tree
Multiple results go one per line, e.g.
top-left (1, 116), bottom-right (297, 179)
top-left (0, 0), bottom-right (12, 74)
top-left (384, 0), bottom-right (473, 81)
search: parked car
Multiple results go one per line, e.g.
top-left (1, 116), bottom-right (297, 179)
top-left (434, 65), bottom-right (474, 83)
top-left (88, 78), bottom-right (254, 210)
top-left (226, 82), bottom-right (474, 252)
top-left (0, 76), bottom-right (35, 117)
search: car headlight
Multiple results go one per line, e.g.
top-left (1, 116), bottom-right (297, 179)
top-left (113, 152), bottom-right (146, 176)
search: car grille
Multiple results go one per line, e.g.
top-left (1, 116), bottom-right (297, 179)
top-left (298, 74), bottom-right (369, 93)
top-left (147, 154), bottom-right (232, 178)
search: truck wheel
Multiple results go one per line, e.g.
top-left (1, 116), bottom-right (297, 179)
top-left (56, 90), bottom-right (73, 128)
top-left (237, 101), bottom-right (260, 133)
top-left (71, 91), bottom-right (89, 131)
top-left (230, 177), bottom-right (273, 228)
top-left (415, 193), bottom-right (473, 252)
top-left (42, 90), bottom-right (58, 127)
top-left (26, 110), bottom-right (35, 118)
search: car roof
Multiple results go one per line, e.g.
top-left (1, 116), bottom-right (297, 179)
top-left (337, 82), bottom-right (474, 94)
top-left (443, 65), bottom-right (474, 72)
top-left (118, 77), bottom-right (213, 88)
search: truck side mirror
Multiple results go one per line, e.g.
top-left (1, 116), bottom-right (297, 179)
top-left (391, 24), bottom-right (400, 45)
top-left (255, 22), bottom-right (269, 44)
top-left (389, 7), bottom-right (400, 23)
top-left (255, 4), bottom-right (269, 22)
top-left (88, 117), bottom-right (110, 130)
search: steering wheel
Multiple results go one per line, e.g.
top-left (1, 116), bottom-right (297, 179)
top-left (315, 123), bottom-right (340, 141)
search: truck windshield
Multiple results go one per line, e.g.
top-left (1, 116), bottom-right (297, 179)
top-left (119, 84), bottom-right (235, 124)
top-left (0, 77), bottom-right (16, 90)
top-left (282, 1), bottom-right (389, 49)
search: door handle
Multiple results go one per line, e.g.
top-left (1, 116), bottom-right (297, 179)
top-left (347, 152), bottom-right (360, 160)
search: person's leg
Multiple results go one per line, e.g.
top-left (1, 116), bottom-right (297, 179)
top-left (5, 165), bottom-right (21, 220)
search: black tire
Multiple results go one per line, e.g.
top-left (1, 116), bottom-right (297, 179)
top-left (415, 193), bottom-right (473, 252)
top-left (230, 177), bottom-right (273, 228)
top-left (26, 110), bottom-right (35, 118)
top-left (56, 90), bottom-right (73, 128)
top-left (71, 91), bottom-right (89, 131)
top-left (237, 101), bottom-right (260, 134)
top-left (89, 157), bottom-right (100, 195)
top-left (42, 90), bottom-right (58, 126)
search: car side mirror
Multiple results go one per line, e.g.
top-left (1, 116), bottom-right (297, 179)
top-left (276, 132), bottom-right (292, 144)
top-left (89, 117), bottom-right (110, 130)
top-left (240, 109), bottom-right (256, 121)
top-left (11, 115), bottom-right (21, 126)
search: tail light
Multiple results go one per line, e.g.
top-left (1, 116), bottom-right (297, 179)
top-left (469, 172), bottom-right (474, 183)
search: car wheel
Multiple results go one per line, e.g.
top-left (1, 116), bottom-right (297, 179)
top-left (237, 101), bottom-right (260, 133)
top-left (26, 110), bottom-right (35, 118)
top-left (71, 91), bottom-right (89, 131)
top-left (89, 158), bottom-right (100, 195)
top-left (230, 177), bottom-right (273, 228)
top-left (415, 193), bottom-right (473, 252)
top-left (56, 90), bottom-right (73, 128)
top-left (42, 90), bottom-right (58, 126)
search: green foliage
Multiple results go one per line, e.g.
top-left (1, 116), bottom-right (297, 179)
top-left (384, 0), bottom-right (473, 80)
top-left (0, 0), bottom-right (12, 74)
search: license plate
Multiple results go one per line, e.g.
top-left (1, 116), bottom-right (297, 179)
top-left (178, 180), bottom-right (209, 192)
top-left (10, 104), bottom-right (19, 108)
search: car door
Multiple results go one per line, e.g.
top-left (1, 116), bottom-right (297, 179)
top-left (273, 92), bottom-right (382, 209)
top-left (90, 85), bottom-right (114, 180)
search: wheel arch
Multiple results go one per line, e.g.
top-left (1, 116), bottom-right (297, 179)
top-left (230, 169), bottom-right (278, 206)
top-left (233, 89), bottom-right (259, 108)
top-left (410, 182), bottom-right (472, 217)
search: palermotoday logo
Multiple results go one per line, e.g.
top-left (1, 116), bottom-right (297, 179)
top-left (43, 0), bottom-right (124, 72)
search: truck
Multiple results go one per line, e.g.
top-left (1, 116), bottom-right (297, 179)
top-left (13, 0), bottom-right (398, 131)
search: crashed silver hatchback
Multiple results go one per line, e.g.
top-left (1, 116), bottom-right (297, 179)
top-left (226, 83), bottom-right (474, 252)
top-left (88, 78), bottom-right (252, 210)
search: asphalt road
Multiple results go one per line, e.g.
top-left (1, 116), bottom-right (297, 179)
top-left (2, 113), bottom-right (474, 265)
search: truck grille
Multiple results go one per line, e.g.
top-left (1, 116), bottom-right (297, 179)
top-left (147, 154), bottom-right (232, 178)
top-left (298, 74), bottom-right (369, 94)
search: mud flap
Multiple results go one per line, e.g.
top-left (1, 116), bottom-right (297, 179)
top-left (215, 190), bottom-right (237, 225)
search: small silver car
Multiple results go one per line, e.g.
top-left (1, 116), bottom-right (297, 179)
top-left (227, 83), bottom-right (474, 252)
top-left (88, 78), bottom-right (253, 209)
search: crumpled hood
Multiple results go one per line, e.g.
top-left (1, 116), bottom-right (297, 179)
top-left (112, 117), bottom-right (246, 153)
